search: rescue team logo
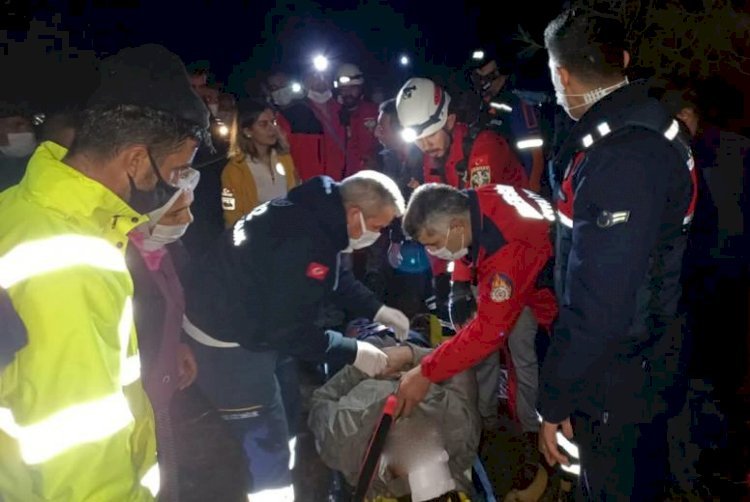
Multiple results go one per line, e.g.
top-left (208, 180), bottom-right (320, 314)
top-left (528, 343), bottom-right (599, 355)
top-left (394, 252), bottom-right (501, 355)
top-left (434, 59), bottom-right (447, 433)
top-left (490, 273), bottom-right (513, 303)
top-left (306, 262), bottom-right (330, 281)
top-left (401, 85), bottom-right (417, 99)
top-left (470, 166), bottom-right (491, 188)
top-left (221, 188), bottom-right (236, 210)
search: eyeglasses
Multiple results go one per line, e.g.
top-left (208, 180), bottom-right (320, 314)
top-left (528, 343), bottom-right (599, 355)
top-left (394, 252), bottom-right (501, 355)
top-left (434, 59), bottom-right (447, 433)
top-left (168, 165), bottom-right (200, 190)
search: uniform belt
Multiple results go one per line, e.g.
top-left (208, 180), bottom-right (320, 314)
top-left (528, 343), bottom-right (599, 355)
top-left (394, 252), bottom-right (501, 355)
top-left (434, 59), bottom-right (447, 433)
top-left (182, 315), bottom-right (240, 348)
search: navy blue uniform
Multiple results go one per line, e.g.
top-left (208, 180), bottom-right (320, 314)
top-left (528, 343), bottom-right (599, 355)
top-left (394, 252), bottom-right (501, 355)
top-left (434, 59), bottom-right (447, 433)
top-left (183, 176), bottom-right (384, 495)
top-left (539, 81), bottom-right (696, 499)
top-left (186, 175), bottom-right (382, 365)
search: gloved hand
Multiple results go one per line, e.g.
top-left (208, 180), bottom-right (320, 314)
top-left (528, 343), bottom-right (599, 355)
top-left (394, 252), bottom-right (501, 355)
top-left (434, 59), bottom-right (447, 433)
top-left (374, 305), bottom-right (410, 341)
top-left (353, 340), bottom-right (389, 376)
top-left (449, 281), bottom-right (477, 329)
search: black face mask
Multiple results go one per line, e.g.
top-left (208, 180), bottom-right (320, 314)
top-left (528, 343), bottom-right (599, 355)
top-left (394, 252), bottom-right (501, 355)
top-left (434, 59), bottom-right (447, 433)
top-left (128, 151), bottom-right (179, 214)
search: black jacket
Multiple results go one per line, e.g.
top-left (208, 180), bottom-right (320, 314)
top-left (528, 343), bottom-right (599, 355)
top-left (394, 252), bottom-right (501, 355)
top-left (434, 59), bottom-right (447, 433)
top-left (540, 81), bottom-right (695, 425)
top-left (185, 176), bottom-right (383, 366)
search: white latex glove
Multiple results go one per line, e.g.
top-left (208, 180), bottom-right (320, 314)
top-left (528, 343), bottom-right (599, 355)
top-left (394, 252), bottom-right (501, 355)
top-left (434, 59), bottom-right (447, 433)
top-left (353, 341), bottom-right (389, 377)
top-left (374, 305), bottom-right (410, 341)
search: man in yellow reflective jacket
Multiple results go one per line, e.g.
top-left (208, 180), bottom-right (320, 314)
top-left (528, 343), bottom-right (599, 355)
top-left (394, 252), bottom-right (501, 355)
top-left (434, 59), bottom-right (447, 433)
top-left (0, 44), bottom-right (209, 501)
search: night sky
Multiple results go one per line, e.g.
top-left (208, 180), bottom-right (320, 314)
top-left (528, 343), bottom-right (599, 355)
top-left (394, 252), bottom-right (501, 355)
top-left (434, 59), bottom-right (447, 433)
top-left (1, 0), bottom-right (748, 134)
top-left (0, 0), bottom-right (565, 108)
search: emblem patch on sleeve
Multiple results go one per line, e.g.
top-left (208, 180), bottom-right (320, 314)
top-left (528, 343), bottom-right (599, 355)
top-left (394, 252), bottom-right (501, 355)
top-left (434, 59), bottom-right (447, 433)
top-left (490, 273), bottom-right (513, 302)
top-left (221, 188), bottom-right (236, 210)
top-left (470, 166), bottom-right (492, 188)
top-left (306, 262), bottom-right (330, 281)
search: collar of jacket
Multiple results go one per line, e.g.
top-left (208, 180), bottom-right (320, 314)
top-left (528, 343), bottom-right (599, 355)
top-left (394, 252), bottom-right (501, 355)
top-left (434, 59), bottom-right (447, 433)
top-left (554, 80), bottom-right (658, 169)
top-left (19, 141), bottom-right (146, 242)
top-left (287, 175), bottom-right (349, 251)
top-left (446, 122), bottom-right (469, 168)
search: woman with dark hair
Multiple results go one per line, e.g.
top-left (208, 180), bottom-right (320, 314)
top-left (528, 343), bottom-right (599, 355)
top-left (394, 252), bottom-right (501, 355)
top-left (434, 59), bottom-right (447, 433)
top-left (221, 99), bottom-right (298, 227)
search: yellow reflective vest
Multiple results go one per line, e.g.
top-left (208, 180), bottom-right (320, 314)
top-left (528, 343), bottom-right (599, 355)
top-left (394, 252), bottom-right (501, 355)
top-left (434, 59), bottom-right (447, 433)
top-left (0, 142), bottom-right (158, 501)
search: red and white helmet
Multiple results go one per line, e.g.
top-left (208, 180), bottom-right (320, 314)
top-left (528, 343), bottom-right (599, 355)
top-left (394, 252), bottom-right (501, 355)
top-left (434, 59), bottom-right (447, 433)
top-left (395, 77), bottom-right (451, 142)
top-left (335, 63), bottom-right (365, 87)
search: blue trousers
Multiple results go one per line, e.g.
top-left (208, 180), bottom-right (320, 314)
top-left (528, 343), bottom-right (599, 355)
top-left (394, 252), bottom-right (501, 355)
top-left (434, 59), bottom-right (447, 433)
top-left (188, 341), bottom-right (292, 494)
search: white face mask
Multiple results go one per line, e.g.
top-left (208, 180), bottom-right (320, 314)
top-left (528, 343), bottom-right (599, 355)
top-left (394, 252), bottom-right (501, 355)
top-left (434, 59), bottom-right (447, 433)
top-left (343, 211), bottom-right (381, 252)
top-left (208, 103), bottom-right (219, 117)
top-left (307, 89), bottom-right (332, 104)
top-left (426, 226), bottom-right (468, 261)
top-left (142, 222), bottom-right (189, 251)
top-left (550, 62), bottom-right (629, 119)
top-left (139, 169), bottom-right (199, 251)
top-left (0, 132), bottom-right (36, 158)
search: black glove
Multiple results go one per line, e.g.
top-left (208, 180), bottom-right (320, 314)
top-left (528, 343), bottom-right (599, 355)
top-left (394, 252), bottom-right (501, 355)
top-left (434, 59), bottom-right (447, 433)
top-left (449, 281), bottom-right (476, 328)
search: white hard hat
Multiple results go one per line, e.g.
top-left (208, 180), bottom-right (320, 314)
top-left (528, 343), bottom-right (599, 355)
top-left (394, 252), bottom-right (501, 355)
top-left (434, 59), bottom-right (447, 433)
top-left (396, 77), bottom-right (451, 142)
top-left (335, 63), bottom-right (364, 87)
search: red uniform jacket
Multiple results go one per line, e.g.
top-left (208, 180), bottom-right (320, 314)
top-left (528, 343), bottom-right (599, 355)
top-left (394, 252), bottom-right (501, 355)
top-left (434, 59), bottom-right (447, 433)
top-left (309, 99), bottom-right (347, 180)
top-left (278, 99), bottom-right (347, 181)
top-left (426, 123), bottom-right (529, 281)
top-left (341, 100), bottom-right (380, 178)
top-left (421, 185), bottom-right (558, 383)
top-left (423, 122), bottom-right (528, 189)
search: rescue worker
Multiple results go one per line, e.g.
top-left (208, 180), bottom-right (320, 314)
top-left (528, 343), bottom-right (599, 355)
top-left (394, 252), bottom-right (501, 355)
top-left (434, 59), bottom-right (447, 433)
top-left (396, 77), bottom-right (527, 191)
top-left (395, 76), bottom-right (529, 297)
top-left (537, 10), bottom-right (696, 499)
top-left (396, 78), bottom-right (540, 440)
top-left (468, 47), bottom-right (546, 193)
top-left (395, 183), bottom-right (558, 440)
top-left (183, 170), bottom-right (411, 498)
top-left (0, 43), bottom-right (209, 500)
top-left (334, 63), bottom-right (380, 178)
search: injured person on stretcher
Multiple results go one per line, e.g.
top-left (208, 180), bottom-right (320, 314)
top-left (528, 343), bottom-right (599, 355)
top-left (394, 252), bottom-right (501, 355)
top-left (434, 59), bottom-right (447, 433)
top-left (308, 340), bottom-right (481, 501)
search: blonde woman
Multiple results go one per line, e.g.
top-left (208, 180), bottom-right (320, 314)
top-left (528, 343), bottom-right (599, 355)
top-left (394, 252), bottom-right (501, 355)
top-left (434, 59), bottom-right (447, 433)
top-left (221, 99), bottom-right (298, 227)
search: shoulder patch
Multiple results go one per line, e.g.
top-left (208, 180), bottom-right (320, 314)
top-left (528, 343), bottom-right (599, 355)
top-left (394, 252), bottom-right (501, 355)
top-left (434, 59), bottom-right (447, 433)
top-left (221, 187), bottom-right (235, 210)
top-left (470, 166), bottom-right (491, 188)
top-left (490, 273), bottom-right (513, 303)
top-left (306, 262), bottom-right (330, 281)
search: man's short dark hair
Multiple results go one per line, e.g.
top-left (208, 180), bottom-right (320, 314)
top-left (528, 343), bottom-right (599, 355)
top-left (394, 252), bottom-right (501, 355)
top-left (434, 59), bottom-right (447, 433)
top-left (69, 105), bottom-right (204, 162)
top-left (402, 183), bottom-right (469, 238)
top-left (544, 9), bottom-right (627, 81)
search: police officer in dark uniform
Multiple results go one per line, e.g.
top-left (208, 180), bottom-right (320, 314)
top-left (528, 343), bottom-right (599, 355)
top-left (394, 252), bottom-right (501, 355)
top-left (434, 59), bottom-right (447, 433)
top-left (537, 10), bottom-right (696, 499)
